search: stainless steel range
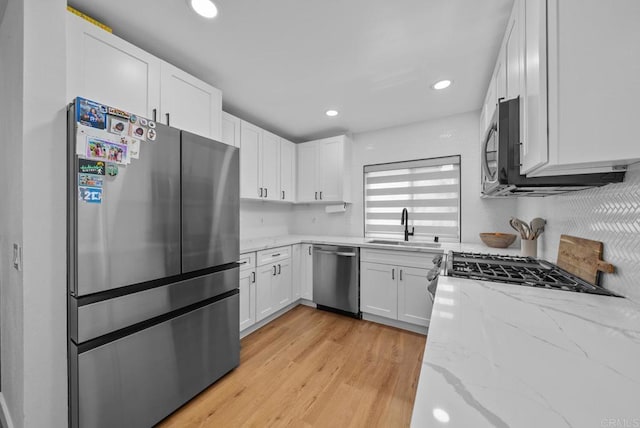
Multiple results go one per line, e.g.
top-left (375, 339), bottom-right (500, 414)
top-left (444, 252), bottom-right (622, 297)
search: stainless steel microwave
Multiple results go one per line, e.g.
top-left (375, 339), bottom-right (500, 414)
top-left (481, 98), bottom-right (625, 197)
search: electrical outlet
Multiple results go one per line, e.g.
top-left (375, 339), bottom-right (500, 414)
top-left (13, 243), bottom-right (22, 271)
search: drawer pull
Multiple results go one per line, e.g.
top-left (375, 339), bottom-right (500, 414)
top-left (271, 253), bottom-right (281, 257)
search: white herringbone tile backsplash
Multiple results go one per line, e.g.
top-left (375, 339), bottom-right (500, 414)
top-left (518, 163), bottom-right (640, 304)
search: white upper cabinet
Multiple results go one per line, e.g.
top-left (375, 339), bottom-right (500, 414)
top-left (221, 112), bottom-right (241, 147)
top-left (297, 135), bottom-right (352, 203)
top-left (240, 121), bottom-right (262, 199)
top-left (67, 12), bottom-right (222, 141)
top-left (239, 121), bottom-right (286, 201)
top-left (67, 13), bottom-right (160, 118)
top-left (261, 130), bottom-right (281, 201)
top-left (160, 62), bottom-right (222, 141)
top-left (280, 139), bottom-right (296, 202)
top-left (520, 0), bottom-right (640, 176)
top-left (297, 143), bottom-right (318, 203)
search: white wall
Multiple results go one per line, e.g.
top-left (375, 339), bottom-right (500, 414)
top-left (517, 162), bottom-right (640, 304)
top-left (21, 0), bottom-right (68, 426)
top-left (240, 201), bottom-right (295, 240)
top-left (0, 0), bottom-right (67, 427)
top-left (291, 111), bottom-right (517, 242)
top-left (0, 0), bottom-right (24, 426)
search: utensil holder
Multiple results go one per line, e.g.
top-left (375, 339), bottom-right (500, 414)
top-left (521, 239), bottom-right (537, 258)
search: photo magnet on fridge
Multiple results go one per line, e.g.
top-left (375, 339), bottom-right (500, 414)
top-left (78, 173), bottom-right (104, 187)
top-left (108, 116), bottom-right (130, 136)
top-left (76, 98), bottom-right (107, 130)
top-left (78, 159), bottom-right (105, 175)
top-left (78, 186), bottom-right (103, 204)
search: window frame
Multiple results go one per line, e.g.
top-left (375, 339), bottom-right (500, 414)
top-left (362, 155), bottom-right (462, 243)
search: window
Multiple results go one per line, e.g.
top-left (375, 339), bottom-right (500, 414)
top-left (364, 155), bottom-right (461, 242)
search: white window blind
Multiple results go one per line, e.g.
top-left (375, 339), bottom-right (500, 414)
top-left (364, 156), bottom-right (461, 242)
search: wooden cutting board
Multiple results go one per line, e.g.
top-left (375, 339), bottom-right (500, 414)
top-left (556, 234), bottom-right (615, 285)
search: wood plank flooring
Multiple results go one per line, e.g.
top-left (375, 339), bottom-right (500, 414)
top-left (158, 305), bottom-right (426, 428)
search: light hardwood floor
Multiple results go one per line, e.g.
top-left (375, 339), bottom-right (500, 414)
top-left (158, 305), bottom-right (426, 428)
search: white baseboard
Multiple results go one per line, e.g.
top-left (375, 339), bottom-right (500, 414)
top-left (240, 300), bottom-right (303, 339)
top-left (362, 313), bottom-right (428, 335)
top-left (298, 299), bottom-right (316, 308)
top-left (0, 393), bottom-right (15, 428)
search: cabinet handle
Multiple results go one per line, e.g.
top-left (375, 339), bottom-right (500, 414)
top-left (259, 187), bottom-right (263, 197)
top-left (392, 268), bottom-right (395, 280)
top-left (165, 113), bottom-right (170, 126)
top-left (273, 265), bottom-right (277, 276)
top-left (251, 271), bottom-right (256, 283)
top-left (282, 190), bottom-right (285, 200)
top-left (320, 191), bottom-right (323, 200)
top-left (152, 108), bottom-right (157, 122)
top-left (278, 264), bottom-right (281, 275)
top-left (271, 253), bottom-right (281, 257)
top-left (400, 269), bottom-right (403, 281)
top-left (308, 246), bottom-right (312, 256)
top-left (265, 188), bottom-right (268, 198)
top-left (315, 191), bottom-right (318, 200)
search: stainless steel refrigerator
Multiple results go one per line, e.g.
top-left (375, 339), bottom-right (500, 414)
top-left (67, 98), bottom-right (240, 428)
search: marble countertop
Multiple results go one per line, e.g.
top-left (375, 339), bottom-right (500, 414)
top-left (411, 276), bottom-right (640, 427)
top-left (240, 235), bottom-right (522, 256)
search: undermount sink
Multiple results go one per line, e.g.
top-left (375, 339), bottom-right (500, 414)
top-left (367, 239), bottom-right (441, 248)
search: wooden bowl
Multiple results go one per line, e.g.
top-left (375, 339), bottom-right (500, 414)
top-left (479, 233), bottom-right (517, 248)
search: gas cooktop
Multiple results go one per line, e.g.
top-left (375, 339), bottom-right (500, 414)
top-left (445, 252), bottom-right (621, 297)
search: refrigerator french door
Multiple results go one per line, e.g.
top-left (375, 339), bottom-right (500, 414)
top-left (68, 98), bottom-right (240, 428)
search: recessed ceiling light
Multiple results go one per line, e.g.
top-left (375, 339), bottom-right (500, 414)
top-left (432, 79), bottom-right (452, 90)
top-left (326, 110), bottom-right (339, 117)
top-left (189, 0), bottom-right (218, 18)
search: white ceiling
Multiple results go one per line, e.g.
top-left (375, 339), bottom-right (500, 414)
top-left (69, 0), bottom-right (514, 142)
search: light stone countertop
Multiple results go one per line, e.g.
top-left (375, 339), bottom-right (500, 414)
top-left (240, 234), bottom-right (522, 256)
top-left (410, 276), bottom-right (640, 427)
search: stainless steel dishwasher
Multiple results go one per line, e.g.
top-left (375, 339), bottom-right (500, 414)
top-left (313, 245), bottom-right (360, 318)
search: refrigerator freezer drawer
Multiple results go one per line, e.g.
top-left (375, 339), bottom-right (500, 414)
top-left (72, 267), bottom-right (239, 343)
top-left (181, 131), bottom-right (239, 273)
top-left (71, 293), bottom-right (240, 428)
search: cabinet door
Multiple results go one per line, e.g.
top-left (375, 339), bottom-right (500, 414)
top-left (397, 267), bottom-right (432, 326)
top-left (256, 264), bottom-right (276, 321)
top-left (280, 139), bottom-right (296, 202)
top-left (261, 131), bottom-right (280, 201)
top-left (318, 139), bottom-right (343, 202)
top-left (275, 259), bottom-right (292, 310)
top-left (484, 75), bottom-right (497, 125)
top-left (301, 244), bottom-right (313, 300)
top-left (505, 7), bottom-right (522, 101)
top-left (360, 262), bottom-right (397, 319)
top-left (66, 12), bottom-right (160, 118)
top-left (239, 269), bottom-right (256, 331)
top-left (291, 245), bottom-right (302, 301)
top-left (297, 143), bottom-right (318, 202)
top-left (160, 61), bottom-right (222, 140)
top-left (494, 55), bottom-right (507, 105)
top-left (221, 112), bottom-right (241, 148)
top-left (240, 121), bottom-right (262, 199)
top-left (520, 0), bottom-right (548, 174)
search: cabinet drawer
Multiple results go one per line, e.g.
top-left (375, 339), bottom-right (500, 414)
top-left (238, 252), bottom-right (256, 272)
top-left (257, 245), bottom-right (291, 266)
top-left (361, 248), bottom-right (440, 270)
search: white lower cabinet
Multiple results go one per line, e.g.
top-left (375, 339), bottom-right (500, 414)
top-left (397, 266), bottom-right (432, 326)
top-left (360, 249), bottom-right (436, 328)
top-left (239, 252), bottom-right (257, 332)
top-left (255, 246), bottom-right (293, 322)
top-left (239, 268), bottom-right (256, 331)
top-left (360, 262), bottom-right (398, 319)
